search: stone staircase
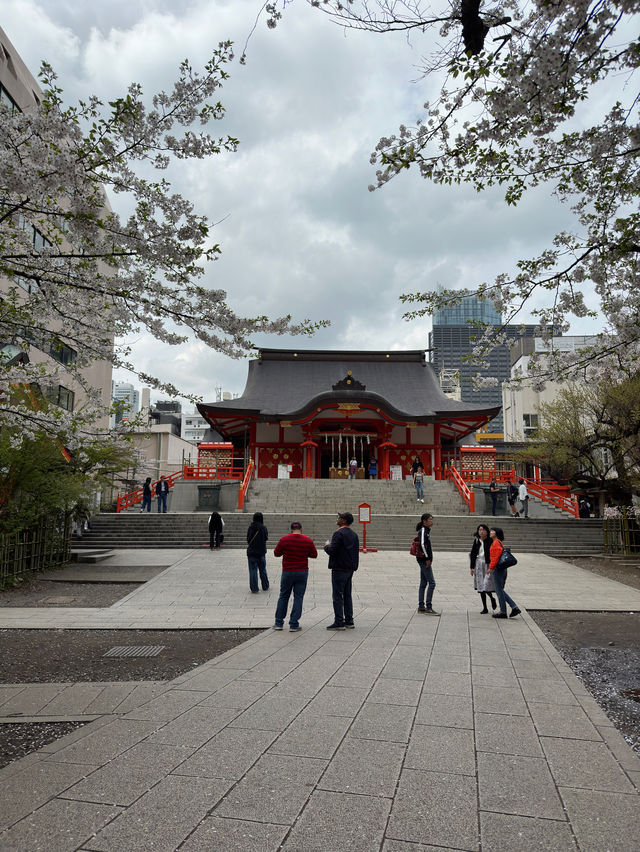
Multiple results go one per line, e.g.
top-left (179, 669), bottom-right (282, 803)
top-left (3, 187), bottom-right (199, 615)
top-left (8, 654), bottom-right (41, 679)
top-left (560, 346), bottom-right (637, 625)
top-left (75, 511), bottom-right (604, 558)
top-left (245, 478), bottom-right (469, 516)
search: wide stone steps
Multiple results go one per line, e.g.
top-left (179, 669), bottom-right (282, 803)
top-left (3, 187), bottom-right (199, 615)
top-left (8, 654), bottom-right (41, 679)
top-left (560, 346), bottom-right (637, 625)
top-left (75, 513), bottom-right (604, 557)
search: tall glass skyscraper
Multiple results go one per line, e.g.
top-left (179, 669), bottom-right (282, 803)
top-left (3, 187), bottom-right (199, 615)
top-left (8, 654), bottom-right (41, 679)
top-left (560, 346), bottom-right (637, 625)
top-left (428, 295), bottom-right (540, 435)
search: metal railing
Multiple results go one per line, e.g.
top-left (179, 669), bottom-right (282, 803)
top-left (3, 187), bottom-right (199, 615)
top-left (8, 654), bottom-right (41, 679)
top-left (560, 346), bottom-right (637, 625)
top-left (116, 469), bottom-right (183, 513)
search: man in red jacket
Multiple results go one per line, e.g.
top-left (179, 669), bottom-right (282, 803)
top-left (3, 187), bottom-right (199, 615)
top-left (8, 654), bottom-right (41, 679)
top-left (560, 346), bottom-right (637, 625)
top-left (273, 521), bottom-right (318, 632)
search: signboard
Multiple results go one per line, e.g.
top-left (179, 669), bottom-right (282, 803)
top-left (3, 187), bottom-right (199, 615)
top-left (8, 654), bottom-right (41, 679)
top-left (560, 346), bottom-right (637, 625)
top-left (277, 464), bottom-right (291, 479)
top-left (358, 503), bottom-right (371, 524)
top-left (390, 465), bottom-right (403, 481)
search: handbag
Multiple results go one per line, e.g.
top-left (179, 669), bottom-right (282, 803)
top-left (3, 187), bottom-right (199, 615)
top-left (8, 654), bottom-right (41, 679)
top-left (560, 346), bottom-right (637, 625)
top-left (409, 536), bottom-right (420, 557)
top-left (497, 545), bottom-right (517, 569)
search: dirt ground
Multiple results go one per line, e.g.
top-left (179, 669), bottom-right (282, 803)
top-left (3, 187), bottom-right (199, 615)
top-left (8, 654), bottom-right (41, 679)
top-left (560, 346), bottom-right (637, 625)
top-left (0, 555), bottom-right (639, 768)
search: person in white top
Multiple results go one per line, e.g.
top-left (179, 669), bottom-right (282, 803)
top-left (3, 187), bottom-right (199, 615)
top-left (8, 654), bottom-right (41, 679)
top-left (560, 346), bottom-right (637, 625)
top-left (518, 479), bottom-right (529, 519)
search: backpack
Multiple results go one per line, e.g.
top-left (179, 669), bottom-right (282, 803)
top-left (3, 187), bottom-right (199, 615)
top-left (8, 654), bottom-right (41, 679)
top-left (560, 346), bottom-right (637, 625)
top-left (409, 536), bottom-right (421, 557)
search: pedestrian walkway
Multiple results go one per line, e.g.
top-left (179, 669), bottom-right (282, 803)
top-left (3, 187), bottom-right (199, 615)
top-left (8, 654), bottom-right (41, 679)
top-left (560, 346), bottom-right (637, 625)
top-left (1, 549), bottom-right (639, 851)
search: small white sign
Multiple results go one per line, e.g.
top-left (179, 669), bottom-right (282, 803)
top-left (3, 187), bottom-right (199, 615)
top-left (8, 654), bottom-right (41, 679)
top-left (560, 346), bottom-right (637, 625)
top-left (390, 465), bottom-right (403, 481)
top-left (359, 506), bottom-right (370, 523)
top-left (277, 464), bottom-right (290, 479)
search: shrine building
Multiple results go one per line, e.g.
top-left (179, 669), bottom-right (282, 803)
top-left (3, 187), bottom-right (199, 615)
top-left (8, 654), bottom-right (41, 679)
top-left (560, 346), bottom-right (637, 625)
top-left (197, 349), bottom-right (500, 480)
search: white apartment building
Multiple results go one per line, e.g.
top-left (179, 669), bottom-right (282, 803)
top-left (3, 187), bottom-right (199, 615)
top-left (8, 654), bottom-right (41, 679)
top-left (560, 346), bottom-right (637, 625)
top-left (0, 27), bottom-right (112, 428)
top-left (502, 336), bottom-right (597, 442)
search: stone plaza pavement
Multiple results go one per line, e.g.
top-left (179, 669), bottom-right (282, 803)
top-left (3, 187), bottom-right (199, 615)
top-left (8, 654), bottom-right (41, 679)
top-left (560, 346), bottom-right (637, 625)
top-left (1, 548), bottom-right (640, 851)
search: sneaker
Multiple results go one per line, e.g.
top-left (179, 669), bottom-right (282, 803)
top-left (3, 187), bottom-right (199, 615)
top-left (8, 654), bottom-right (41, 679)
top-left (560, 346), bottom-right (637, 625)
top-left (290, 625), bottom-right (302, 632)
top-left (345, 621), bottom-right (355, 629)
top-left (480, 608), bottom-right (489, 614)
top-left (492, 612), bottom-right (508, 619)
top-left (418, 605), bottom-right (427, 613)
top-left (509, 607), bottom-right (521, 618)
top-left (273, 624), bottom-right (283, 630)
top-left (425, 608), bottom-right (440, 616)
top-left (326, 623), bottom-right (346, 630)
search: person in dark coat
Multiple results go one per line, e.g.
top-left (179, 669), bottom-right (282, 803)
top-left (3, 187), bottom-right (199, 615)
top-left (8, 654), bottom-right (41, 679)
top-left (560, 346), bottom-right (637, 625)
top-left (155, 475), bottom-right (169, 513)
top-left (208, 511), bottom-right (224, 549)
top-left (469, 523), bottom-right (496, 613)
top-left (140, 477), bottom-right (152, 513)
top-left (246, 511), bottom-right (269, 592)
top-left (324, 511), bottom-right (359, 630)
top-left (415, 512), bottom-right (439, 615)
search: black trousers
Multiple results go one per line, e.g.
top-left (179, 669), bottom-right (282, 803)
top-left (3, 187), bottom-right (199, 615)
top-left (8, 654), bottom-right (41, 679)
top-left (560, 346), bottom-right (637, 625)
top-left (331, 570), bottom-right (354, 626)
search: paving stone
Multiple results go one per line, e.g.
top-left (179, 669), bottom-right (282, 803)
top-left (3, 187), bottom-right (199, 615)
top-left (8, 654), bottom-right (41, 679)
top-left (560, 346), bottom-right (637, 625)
top-left (0, 799), bottom-right (121, 852)
top-left (471, 664), bottom-right (519, 689)
top-left (475, 712), bottom-right (543, 757)
top-left (44, 719), bottom-right (161, 765)
top-left (60, 743), bottom-right (193, 806)
top-left (577, 695), bottom-right (615, 727)
top-left (318, 736), bottom-right (405, 797)
top-left (349, 701), bottom-right (415, 742)
top-left (327, 665), bottom-right (381, 689)
top-left (198, 679), bottom-right (273, 709)
top-left (40, 684), bottom-right (107, 715)
top-left (304, 685), bottom-right (369, 717)
top-left (405, 724), bottom-right (476, 775)
top-left (427, 654), bottom-right (471, 674)
top-left (386, 768), bottom-right (478, 849)
top-left (1, 761), bottom-right (98, 832)
top-left (595, 725), bottom-right (640, 772)
top-left (528, 702), bottom-right (602, 740)
top-left (39, 715), bottom-right (116, 754)
top-left (512, 657), bottom-right (563, 680)
top-left (518, 677), bottom-right (579, 706)
top-left (422, 670), bottom-right (472, 697)
top-left (367, 677), bottom-right (423, 706)
top-left (214, 753), bottom-right (328, 825)
top-left (473, 685), bottom-right (529, 716)
top-left (269, 711), bottom-right (351, 759)
top-left (179, 816), bottom-right (288, 851)
top-left (0, 685), bottom-right (26, 709)
top-left (479, 812), bottom-right (577, 852)
top-left (122, 688), bottom-right (208, 721)
top-left (147, 706), bottom-right (239, 747)
top-left (281, 789), bottom-right (391, 851)
top-left (478, 752), bottom-right (565, 819)
top-left (172, 665), bottom-right (246, 692)
top-left (83, 683), bottom-right (149, 715)
top-left (0, 683), bottom-right (71, 716)
top-left (83, 775), bottom-right (231, 851)
top-left (229, 691), bottom-right (310, 732)
top-left (560, 787), bottom-right (640, 852)
top-left (173, 727), bottom-right (278, 780)
top-left (415, 692), bottom-right (473, 729)
top-left (110, 683), bottom-right (169, 714)
top-left (541, 737), bottom-right (636, 793)
top-left (383, 841), bottom-right (472, 852)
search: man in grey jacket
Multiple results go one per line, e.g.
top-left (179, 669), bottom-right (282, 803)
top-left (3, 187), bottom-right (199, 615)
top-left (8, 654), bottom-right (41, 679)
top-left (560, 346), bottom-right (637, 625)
top-left (324, 511), bottom-right (359, 630)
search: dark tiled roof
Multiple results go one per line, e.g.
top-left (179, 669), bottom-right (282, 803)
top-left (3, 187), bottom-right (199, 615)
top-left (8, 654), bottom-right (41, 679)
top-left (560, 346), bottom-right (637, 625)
top-left (198, 349), bottom-right (500, 423)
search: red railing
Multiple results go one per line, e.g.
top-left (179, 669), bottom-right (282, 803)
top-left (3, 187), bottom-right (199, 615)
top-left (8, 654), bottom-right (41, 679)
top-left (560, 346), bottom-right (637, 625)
top-left (182, 464), bottom-right (245, 480)
top-left (450, 465), bottom-right (475, 513)
top-left (116, 469), bottom-right (183, 513)
top-left (522, 477), bottom-right (579, 518)
top-left (237, 459), bottom-right (255, 511)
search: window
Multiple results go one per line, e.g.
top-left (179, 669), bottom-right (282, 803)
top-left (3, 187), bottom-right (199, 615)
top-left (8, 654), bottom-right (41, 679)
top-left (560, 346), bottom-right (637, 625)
top-left (45, 385), bottom-right (75, 411)
top-left (0, 82), bottom-right (19, 112)
top-left (522, 413), bottom-right (539, 436)
top-left (49, 340), bottom-right (77, 366)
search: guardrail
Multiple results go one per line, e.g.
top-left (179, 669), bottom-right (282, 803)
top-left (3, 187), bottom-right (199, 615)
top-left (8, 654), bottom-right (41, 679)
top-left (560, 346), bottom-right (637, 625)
top-left (450, 465), bottom-right (475, 513)
top-left (237, 459), bottom-right (255, 511)
top-left (523, 477), bottom-right (579, 517)
top-left (116, 470), bottom-right (183, 513)
top-left (182, 464), bottom-right (245, 480)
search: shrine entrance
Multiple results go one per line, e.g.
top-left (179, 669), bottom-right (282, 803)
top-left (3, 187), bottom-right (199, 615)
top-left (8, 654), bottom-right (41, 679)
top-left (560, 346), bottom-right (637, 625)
top-left (315, 429), bottom-right (377, 479)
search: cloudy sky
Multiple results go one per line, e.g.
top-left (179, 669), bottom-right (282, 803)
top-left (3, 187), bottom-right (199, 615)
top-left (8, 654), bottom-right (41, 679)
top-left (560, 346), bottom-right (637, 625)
top-left (3, 0), bottom-right (597, 407)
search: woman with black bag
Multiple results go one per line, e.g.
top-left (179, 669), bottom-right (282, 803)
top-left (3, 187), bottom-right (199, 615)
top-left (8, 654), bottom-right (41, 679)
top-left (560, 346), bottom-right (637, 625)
top-left (487, 527), bottom-right (521, 620)
top-left (469, 524), bottom-right (497, 613)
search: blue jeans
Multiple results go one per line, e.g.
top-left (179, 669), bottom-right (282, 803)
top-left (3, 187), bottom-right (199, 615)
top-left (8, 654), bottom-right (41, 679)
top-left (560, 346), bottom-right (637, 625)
top-left (275, 571), bottom-right (308, 628)
top-left (418, 558), bottom-right (435, 608)
top-left (331, 570), bottom-right (354, 626)
top-left (492, 567), bottom-right (517, 614)
top-left (140, 495), bottom-right (151, 512)
top-left (157, 493), bottom-right (167, 513)
top-left (248, 555), bottom-right (269, 592)
top-left (415, 480), bottom-right (424, 500)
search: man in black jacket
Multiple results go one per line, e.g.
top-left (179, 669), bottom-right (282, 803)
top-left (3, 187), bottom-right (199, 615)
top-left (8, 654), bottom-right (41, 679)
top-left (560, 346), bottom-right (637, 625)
top-left (324, 511), bottom-right (359, 630)
top-left (246, 512), bottom-right (269, 593)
